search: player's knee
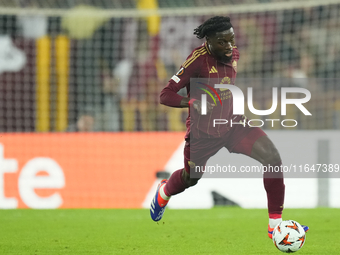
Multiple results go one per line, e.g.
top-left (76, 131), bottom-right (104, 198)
top-left (187, 178), bottom-right (200, 187)
top-left (253, 136), bottom-right (282, 165)
top-left (182, 169), bottom-right (200, 187)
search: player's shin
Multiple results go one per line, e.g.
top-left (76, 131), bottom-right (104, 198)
top-left (263, 162), bottom-right (285, 234)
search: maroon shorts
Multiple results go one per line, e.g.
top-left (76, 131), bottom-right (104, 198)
top-left (184, 125), bottom-right (266, 174)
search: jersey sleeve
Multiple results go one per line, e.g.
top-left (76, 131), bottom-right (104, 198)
top-left (160, 53), bottom-right (203, 107)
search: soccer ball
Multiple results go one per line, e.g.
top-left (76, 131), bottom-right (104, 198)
top-left (272, 220), bottom-right (306, 253)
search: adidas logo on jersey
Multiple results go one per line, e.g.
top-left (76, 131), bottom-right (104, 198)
top-left (209, 66), bottom-right (218, 73)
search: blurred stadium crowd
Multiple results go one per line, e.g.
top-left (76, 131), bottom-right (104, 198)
top-left (0, 0), bottom-right (339, 132)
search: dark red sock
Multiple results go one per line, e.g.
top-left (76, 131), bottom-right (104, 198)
top-left (263, 162), bottom-right (285, 216)
top-left (164, 169), bottom-right (188, 196)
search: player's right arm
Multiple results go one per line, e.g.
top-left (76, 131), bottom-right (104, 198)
top-left (160, 54), bottom-right (202, 108)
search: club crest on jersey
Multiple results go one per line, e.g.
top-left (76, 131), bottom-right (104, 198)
top-left (219, 76), bottom-right (231, 91)
top-left (220, 76), bottom-right (231, 84)
top-left (232, 60), bottom-right (237, 72)
top-left (176, 67), bottom-right (185, 76)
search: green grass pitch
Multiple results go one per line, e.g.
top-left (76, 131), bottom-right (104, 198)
top-left (0, 207), bottom-right (339, 254)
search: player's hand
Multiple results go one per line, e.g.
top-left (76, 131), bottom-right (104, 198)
top-left (192, 100), bottom-right (215, 113)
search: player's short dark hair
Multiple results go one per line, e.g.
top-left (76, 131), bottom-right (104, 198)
top-left (193, 16), bottom-right (233, 39)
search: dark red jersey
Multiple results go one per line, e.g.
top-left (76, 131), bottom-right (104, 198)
top-left (160, 42), bottom-right (240, 139)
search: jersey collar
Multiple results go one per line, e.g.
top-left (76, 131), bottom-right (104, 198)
top-left (205, 42), bottom-right (211, 55)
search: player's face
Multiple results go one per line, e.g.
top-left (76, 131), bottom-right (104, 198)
top-left (207, 28), bottom-right (235, 63)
